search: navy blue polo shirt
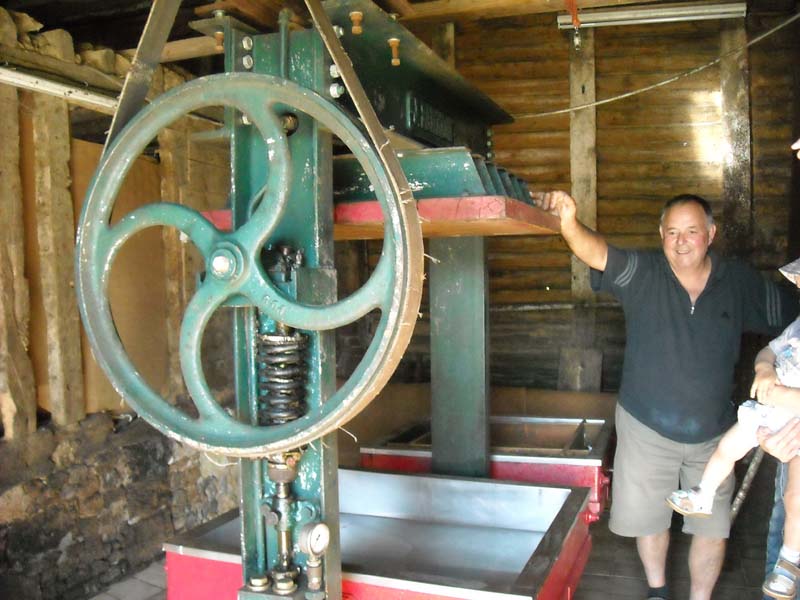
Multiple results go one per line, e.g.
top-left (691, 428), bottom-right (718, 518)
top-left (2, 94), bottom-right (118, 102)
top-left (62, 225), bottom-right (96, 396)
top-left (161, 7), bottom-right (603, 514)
top-left (592, 245), bottom-right (798, 443)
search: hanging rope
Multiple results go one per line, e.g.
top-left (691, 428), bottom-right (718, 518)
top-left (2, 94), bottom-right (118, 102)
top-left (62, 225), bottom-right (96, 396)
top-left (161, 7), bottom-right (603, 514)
top-left (513, 10), bottom-right (800, 119)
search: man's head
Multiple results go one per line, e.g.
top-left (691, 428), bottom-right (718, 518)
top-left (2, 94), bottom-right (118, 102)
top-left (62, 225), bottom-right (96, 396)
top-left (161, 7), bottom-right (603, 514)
top-left (659, 194), bottom-right (716, 272)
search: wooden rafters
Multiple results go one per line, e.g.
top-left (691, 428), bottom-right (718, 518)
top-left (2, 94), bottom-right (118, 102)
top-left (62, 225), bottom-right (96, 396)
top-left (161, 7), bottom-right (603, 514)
top-left (402, 0), bottom-right (669, 23)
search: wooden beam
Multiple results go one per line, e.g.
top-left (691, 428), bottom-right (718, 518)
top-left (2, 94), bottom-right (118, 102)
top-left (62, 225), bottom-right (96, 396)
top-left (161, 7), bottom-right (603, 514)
top-left (560, 28), bottom-right (601, 392)
top-left (402, 0), bottom-right (667, 23)
top-left (194, 0), bottom-right (306, 29)
top-left (161, 36), bottom-right (224, 62)
top-left (158, 131), bottom-right (188, 401)
top-left (123, 37), bottom-right (224, 63)
top-left (28, 92), bottom-right (85, 426)
top-left (376, 0), bottom-right (417, 18)
top-left (0, 85), bottom-right (36, 439)
top-left (0, 246), bottom-right (36, 439)
top-left (569, 27), bottom-right (596, 300)
top-left (0, 43), bottom-right (122, 93)
top-left (431, 22), bottom-right (456, 67)
top-left (719, 21), bottom-right (752, 258)
top-left (0, 85), bottom-right (30, 348)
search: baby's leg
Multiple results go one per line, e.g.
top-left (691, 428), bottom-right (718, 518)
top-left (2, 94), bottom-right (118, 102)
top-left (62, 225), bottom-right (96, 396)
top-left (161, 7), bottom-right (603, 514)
top-left (697, 423), bottom-right (753, 495)
top-left (666, 423), bottom-right (753, 516)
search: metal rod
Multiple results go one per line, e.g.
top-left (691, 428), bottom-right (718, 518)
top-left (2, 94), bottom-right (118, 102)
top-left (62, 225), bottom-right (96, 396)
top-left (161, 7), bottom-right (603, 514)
top-left (104, 0), bottom-right (182, 152)
top-left (730, 447), bottom-right (764, 522)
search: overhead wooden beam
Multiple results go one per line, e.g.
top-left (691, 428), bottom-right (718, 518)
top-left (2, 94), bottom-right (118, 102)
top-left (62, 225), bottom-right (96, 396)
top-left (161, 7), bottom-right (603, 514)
top-left (376, 0), bottom-right (416, 18)
top-left (194, 0), bottom-right (307, 29)
top-left (123, 36), bottom-right (224, 64)
top-left (402, 0), bottom-right (667, 23)
top-left (0, 43), bottom-right (122, 93)
top-left (161, 36), bottom-right (224, 62)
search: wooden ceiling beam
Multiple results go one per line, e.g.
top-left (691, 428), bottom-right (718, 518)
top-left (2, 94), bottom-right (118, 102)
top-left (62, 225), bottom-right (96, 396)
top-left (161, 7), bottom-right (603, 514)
top-left (402, 0), bottom-right (669, 23)
top-left (194, 0), bottom-right (308, 29)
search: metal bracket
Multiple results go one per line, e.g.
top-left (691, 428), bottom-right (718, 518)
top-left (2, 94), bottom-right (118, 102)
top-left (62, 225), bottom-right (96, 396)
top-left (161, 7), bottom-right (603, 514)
top-left (103, 0), bottom-right (182, 153)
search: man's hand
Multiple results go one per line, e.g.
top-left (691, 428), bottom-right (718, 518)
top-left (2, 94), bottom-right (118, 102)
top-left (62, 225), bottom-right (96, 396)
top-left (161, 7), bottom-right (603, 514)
top-left (758, 419), bottom-right (800, 462)
top-left (750, 363), bottom-right (778, 402)
top-left (531, 191), bottom-right (577, 226)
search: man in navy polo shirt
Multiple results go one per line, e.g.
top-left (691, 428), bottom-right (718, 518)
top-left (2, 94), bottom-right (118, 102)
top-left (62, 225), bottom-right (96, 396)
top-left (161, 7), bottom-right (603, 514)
top-left (533, 190), bottom-right (798, 600)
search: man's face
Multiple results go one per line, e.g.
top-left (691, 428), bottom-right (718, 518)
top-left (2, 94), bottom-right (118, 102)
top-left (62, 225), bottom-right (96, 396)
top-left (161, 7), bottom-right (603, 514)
top-left (659, 202), bottom-right (716, 271)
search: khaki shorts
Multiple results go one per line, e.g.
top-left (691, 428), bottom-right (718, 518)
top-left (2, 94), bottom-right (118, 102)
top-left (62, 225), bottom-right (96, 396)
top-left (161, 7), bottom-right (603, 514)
top-left (609, 403), bottom-right (734, 539)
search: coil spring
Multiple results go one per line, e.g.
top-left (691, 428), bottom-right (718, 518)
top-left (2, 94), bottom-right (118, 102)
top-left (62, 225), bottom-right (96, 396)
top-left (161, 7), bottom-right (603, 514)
top-left (257, 331), bottom-right (309, 424)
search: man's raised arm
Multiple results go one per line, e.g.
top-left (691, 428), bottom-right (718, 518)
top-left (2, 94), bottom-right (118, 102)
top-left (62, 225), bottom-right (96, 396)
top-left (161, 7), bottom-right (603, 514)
top-left (532, 191), bottom-right (609, 272)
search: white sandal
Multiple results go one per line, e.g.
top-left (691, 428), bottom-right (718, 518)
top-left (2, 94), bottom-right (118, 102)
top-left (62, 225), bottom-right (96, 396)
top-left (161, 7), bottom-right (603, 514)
top-left (763, 557), bottom-right (800, 599)
top-left (665, 486), bottom-right (712, 516)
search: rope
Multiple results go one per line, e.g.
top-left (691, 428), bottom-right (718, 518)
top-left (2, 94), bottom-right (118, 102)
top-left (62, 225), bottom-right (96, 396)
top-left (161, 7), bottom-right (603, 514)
top-left (514, 11), bottom-right (800, 119)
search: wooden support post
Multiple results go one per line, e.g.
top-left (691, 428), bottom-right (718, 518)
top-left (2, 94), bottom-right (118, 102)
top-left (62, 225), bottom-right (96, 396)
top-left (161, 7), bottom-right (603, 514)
top-left (431, 22), bottom-right (455, 68)
top-left (159, 123), bottom-right (191, 402)
top-left (561, 28), bottom-right (601, 392)
top-left (569, 28), bottom-right (596, 300)
top-left (29, 92), bottom-right (85, 425)
top-left (0, 85), bottom-right (36, 438)
top-left (719, 22), bottom-right (753, 258)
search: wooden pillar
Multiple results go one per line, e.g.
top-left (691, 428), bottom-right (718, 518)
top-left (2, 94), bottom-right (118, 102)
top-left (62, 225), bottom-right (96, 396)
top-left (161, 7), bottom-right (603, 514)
top-left (431, 22), bottom-right (456, 68)
top-left (28, 92), bottom-right (85, 425)
top-left (158, 123), bottom-right (190, 402)
top-left (719, 21), bottom-right (753, 258)
top-left (560, 29), bottom-right (601, 392)
top-left (0, 85), bottom-right (36, 438)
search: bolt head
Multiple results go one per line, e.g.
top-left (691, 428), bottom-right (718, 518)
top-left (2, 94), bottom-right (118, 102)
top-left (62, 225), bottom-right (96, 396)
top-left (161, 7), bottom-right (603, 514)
top-left (329, 83), bottom-right (345, 99)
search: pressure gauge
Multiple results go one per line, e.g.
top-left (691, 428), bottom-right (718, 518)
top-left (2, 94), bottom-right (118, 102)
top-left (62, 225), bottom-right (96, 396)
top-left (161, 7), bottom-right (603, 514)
top-left (298, 522), bottom-right (330, 556)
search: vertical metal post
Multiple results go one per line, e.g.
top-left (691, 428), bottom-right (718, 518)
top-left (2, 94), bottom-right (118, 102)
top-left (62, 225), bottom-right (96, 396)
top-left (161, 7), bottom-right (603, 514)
top-left (429, 236), bottom-right (490, 477)
top-left (228, 18), bottom-right (341, 598)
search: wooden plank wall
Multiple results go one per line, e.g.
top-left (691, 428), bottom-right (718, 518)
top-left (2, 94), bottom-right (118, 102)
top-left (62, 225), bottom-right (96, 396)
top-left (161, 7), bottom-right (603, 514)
top-left (750, 15), bottom-right (799, 270)
top-left (595, 22), bottom-right (723, 252)
top-left (390, 14), bottom-right (799, 391)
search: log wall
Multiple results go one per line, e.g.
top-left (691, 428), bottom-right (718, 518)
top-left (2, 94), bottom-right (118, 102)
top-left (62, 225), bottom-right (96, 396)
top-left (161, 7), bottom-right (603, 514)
top-left (391, 14), bottom-right (800, 391)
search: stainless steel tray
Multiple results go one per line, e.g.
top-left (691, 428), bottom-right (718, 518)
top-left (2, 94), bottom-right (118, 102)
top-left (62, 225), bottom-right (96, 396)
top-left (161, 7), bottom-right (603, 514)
top-left (165, 469), bottom-right (589, 599)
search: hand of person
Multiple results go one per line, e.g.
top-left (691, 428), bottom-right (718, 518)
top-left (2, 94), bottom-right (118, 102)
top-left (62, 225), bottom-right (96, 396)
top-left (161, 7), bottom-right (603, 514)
top-left (530, 191), bottom-right (577, 225)
top-left (758, 418), bottom-right (800, 462)
top-left (793, 137), bottom-right (800, 160)
top-left (750, 364), bottom-right (779, 402)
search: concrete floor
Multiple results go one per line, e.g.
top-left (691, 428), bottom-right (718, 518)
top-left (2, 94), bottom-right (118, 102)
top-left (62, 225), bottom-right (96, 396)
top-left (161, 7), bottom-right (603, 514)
top-left (88, 560), bottom-right (166, 600)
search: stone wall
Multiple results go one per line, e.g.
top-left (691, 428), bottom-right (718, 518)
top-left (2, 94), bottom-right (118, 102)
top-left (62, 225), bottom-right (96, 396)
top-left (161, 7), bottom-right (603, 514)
top-left (0, 414), bottom-right (239, 600)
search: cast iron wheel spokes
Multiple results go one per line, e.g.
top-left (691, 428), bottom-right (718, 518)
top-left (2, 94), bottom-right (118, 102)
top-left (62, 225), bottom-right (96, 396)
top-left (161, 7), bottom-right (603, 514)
top-left (76, 72), bottom-right (423, 457)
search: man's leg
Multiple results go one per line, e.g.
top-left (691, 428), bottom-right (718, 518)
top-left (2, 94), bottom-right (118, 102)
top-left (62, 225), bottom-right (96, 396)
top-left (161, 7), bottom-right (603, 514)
top-left (688, 535), bottom-right (725, 600)
top-left (766, 461), bottom-right (789, 577)
top-left (637, 530), bottom-right (670, 588)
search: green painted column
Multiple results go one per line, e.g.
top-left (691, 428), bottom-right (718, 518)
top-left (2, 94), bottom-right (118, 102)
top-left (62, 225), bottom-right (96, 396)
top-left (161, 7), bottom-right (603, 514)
top-left (429, 236), bottom-right (490, 477)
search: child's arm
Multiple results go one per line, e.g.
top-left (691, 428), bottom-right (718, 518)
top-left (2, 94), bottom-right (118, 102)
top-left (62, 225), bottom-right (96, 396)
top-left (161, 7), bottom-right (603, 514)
top-left (751, 345), bottom-right (779, 402)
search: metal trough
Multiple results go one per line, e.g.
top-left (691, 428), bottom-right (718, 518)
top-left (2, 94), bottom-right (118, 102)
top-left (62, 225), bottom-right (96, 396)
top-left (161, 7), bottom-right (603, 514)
top-left (164, 469), bottom-right (592, 600)
top-left (360, 415), bottom-right (614, 518)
